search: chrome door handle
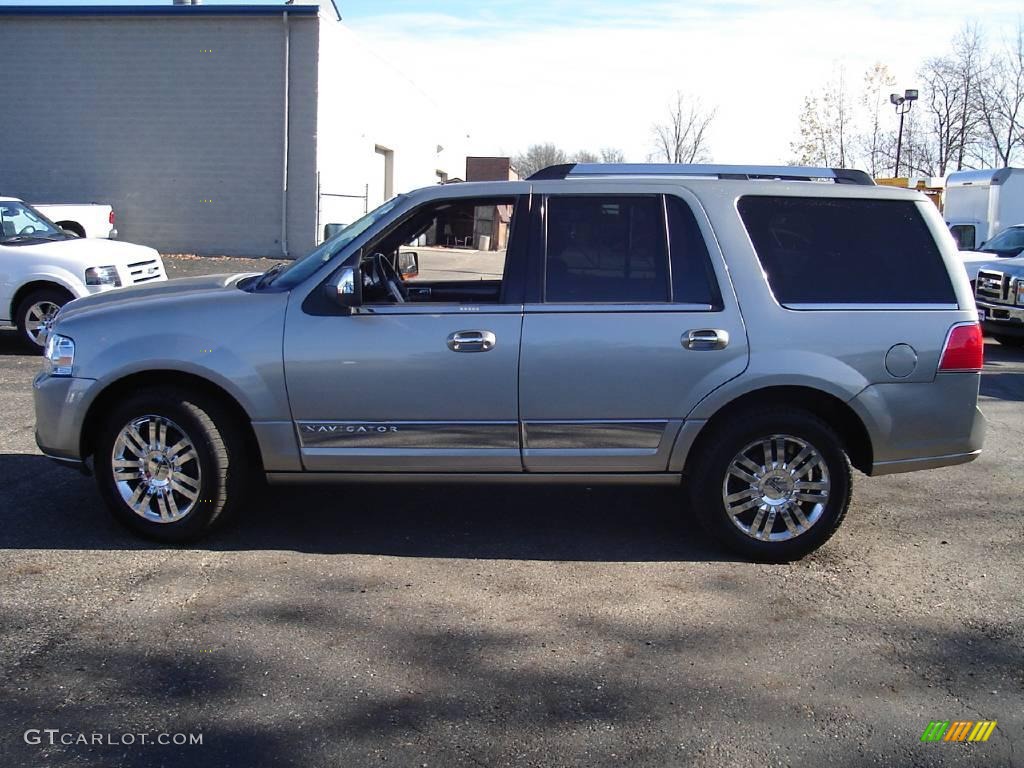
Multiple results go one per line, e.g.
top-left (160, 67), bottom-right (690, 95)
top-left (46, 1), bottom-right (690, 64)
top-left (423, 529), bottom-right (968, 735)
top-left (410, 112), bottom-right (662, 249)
top-left (447, 330), bottom-right (496, 352)
top-left (683, 329), bottom-right (729, 350)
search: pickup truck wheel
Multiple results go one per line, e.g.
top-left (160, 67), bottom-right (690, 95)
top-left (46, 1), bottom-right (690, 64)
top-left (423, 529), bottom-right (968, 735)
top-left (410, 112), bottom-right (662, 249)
top-left (687, 409), bottom-right (852, 562)
top-left (15, 288), bottom-right (71, 350)
top-left (992, 334), bottom-right (1024, 348)
top-left (94, 389), bottom-right (250, 542)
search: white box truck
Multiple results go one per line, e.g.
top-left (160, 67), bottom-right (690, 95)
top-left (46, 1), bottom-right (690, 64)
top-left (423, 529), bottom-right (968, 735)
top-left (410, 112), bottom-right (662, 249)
top-left (945, 168), bottom-right (1024, 251)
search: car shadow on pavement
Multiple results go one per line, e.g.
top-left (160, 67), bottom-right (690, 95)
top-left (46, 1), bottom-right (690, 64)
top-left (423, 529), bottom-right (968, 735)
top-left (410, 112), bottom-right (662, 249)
top-left (981, 340), bottom-right (1024, 401)
top-left (0, 328), bottom-right (36, 355)
top-left (0, 453), bottom-right (737, 562)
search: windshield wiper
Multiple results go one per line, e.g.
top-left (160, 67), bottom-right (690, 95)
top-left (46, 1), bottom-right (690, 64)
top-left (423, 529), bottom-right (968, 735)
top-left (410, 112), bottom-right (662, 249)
top-left (254, 262), bottom-right (287, 290)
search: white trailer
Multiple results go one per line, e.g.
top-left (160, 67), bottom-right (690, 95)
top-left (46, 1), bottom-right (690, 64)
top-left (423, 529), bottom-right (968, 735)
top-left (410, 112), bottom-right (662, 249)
top-left (945, 168), bottom-right (1024, 250)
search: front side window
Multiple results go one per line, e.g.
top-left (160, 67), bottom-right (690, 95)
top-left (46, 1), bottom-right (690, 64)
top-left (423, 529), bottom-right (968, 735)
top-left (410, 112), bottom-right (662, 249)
top-left (544, 196), bottom-right (669, 303)
top-left (738, 196), bottom-right (956, 305)
top-left (0, 202), bottom-right (64, 243)
top-left (361, 196), bottom-right (520, 305)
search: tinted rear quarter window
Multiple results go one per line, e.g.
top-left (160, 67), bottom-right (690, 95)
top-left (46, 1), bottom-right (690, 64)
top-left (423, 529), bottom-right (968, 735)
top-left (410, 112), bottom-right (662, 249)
top-left (737, 197), bottom-right (955, 305)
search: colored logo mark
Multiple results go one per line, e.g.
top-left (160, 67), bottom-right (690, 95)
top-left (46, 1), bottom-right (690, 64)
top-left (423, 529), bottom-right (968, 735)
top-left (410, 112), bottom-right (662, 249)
top-left (921, 720), bottom-right (997, 743)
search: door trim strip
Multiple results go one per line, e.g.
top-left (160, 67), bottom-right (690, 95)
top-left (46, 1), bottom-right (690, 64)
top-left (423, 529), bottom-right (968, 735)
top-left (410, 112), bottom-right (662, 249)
top-left (522, 420), bottom-right (668, 450)
top-left (296, 421), bottom-right (520, 449)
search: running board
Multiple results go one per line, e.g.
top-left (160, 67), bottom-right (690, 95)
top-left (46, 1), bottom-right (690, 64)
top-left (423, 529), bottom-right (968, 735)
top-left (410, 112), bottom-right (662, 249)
top-left (265, 472), bottom-right (681, 486)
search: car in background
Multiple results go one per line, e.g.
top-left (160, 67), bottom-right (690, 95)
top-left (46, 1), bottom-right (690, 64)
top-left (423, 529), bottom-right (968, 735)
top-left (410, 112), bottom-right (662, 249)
top-left (973, 224), bottom-right (1024, 259)
top-left (1, 197), bottom-right (165, 349)
top-left (975, 254), bottom-right (1024, 347)
top-left (32, 202), bottom-right (117, 239)
top-left (956, 224), bottom-right (1024, 289)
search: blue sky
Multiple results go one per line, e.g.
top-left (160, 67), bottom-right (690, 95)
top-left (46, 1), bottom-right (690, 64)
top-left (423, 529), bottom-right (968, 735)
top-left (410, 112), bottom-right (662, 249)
top-left (7, 0), bottom-right (1022, 163)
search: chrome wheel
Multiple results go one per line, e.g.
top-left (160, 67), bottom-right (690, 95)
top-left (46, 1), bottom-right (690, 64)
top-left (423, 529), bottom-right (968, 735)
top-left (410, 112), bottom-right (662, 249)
top-left (721, 434), bottom-right (830, 542)
top-left (112, 415), bottom-right (202, 524)
top-left (24, 300), bottom-right (61, 346)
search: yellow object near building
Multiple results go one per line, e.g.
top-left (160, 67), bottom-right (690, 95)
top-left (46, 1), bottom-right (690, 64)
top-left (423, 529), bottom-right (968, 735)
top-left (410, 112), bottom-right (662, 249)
top-left (875, 177), bottom-right (944, 211)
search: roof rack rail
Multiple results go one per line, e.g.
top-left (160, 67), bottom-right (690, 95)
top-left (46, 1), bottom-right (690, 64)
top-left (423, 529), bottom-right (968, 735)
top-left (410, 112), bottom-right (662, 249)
top-left (527, 163), bottom-right (874, 186)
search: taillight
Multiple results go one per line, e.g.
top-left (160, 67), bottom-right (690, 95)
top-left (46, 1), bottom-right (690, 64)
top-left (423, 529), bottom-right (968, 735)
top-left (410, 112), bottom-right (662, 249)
top-left (108, 210), bottom-right (116, 225)
top-left (938, 323), bottom-right (984, 371)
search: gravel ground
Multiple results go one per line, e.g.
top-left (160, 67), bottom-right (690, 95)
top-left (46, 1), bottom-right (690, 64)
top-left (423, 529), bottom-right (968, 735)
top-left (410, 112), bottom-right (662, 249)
top-left (0, 255), bottom-right (1021, 767)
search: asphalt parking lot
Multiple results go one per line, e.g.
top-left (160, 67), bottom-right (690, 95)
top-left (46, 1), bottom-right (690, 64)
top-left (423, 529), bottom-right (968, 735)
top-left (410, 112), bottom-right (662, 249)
top-left (1, 256), bottom-right (1022, 767)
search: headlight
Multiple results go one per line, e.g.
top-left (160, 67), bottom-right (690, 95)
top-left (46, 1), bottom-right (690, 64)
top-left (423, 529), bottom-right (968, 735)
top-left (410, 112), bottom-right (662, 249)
top-left (85, 265), bottom-right (121, 287)
top-left (1016, 280), bottom-right (1024, 306)
top-left (44, 334), bottom-right (75, 377)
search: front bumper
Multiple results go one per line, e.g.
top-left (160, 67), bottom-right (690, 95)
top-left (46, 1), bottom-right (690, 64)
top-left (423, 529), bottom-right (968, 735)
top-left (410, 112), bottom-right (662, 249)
top-left (33, 372), bottom-right (97, 466)
top-left (976, 299), bottom-right (1024, 338)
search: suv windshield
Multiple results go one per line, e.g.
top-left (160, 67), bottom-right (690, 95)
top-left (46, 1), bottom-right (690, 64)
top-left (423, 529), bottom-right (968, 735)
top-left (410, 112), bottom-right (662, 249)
top-left (263, 196), bottom-right (406, 290)
top-left (0, 201), bottom-right (66, 244)
top-left (981, 226), bottom-right (1024, 253)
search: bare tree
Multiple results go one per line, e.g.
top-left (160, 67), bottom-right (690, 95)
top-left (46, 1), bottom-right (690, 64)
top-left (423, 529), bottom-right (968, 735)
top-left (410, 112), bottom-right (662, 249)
top-left (899, 110), bottom-right (937, 178)
top-left (975, 21), bottom-right (1024, 167)
top-left (651, 92), bottom-right (716, 163)
top-left (512, 143), bottom-right (567, 178)
top-left (952, 24), bottom-right (987, 169)
top-left (918, 24), bottom-right (988, 175)
top-left (790, 69), bottom-right (853, 167)
top-left (919, 54), bottom-right (963, 176)
top-left (570, 150), bottom-right (599, 163)
top-left (858, 63), bottom-right (897, 176)
top-left (600, 147), bottom-right (626, 163)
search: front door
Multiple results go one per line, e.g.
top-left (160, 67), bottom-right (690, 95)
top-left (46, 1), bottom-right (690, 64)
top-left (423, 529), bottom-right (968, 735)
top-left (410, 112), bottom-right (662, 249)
top-left (283, 193), bottom-right (529, 473)
top-left (519, 191), bottom-right (748, 472)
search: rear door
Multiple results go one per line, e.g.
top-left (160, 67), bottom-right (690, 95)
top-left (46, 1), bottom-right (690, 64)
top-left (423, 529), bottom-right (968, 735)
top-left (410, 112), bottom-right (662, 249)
top-left (518, 189), bottom-right (749, 472)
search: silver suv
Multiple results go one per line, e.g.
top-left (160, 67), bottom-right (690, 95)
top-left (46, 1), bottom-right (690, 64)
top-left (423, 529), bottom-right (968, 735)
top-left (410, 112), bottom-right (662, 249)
top-left (33, 164), bottom-right (986, 561)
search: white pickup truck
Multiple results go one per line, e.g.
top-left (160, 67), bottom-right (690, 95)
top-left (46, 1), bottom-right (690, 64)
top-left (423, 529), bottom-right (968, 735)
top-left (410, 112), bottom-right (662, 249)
top-left (1, 197), bottom-right (166, 348)
top-left (32, 202), bottom-right (117, 239)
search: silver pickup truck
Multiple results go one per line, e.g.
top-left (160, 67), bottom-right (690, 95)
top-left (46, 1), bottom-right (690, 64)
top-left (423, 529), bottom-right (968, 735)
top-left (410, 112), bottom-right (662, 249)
top-left (33, 164), bottom-right (986, 561)
top-left (975, 256), bottom-right (1024, 347)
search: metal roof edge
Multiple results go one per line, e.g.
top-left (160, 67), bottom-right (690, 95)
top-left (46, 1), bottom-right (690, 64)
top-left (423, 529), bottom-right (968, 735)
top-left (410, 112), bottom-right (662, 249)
top-left (0, 5), bottom-right (319, 17)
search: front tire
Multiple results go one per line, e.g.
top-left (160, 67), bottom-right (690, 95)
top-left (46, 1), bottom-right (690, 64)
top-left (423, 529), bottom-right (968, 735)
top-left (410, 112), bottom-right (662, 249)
top-left (687, 408), bottom-right (852, 562)
top-left (94, 388), bottom-right (250, 542)
top-left (15, 287), bottom-right (71, 350)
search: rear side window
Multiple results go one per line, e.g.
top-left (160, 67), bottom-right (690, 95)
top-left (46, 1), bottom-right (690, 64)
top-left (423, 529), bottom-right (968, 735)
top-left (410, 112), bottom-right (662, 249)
top-left (666, 196), bottom-right (722, 307)
top-left (545, 196), bottom-right (669, 302)
top-left (737, 197), bottom-right (956, 305)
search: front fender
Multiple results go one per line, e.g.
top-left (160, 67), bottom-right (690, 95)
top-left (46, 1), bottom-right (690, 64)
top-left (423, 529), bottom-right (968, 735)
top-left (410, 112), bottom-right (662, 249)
top-left (56, 289), bottom-right (291, 422)
top-left (9, 270), bottom-right (88, 317)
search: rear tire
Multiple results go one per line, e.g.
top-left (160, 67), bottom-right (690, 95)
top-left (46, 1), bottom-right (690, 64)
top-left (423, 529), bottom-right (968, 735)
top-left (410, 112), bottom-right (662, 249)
top-left (687, 408), bottom-right (852, 562)
top-left (94, 388), bottom-right (251, 543)
top-left (993, 334), bottom-right (1024, 348)
top-left (15, 287), bottom-right (72, 351)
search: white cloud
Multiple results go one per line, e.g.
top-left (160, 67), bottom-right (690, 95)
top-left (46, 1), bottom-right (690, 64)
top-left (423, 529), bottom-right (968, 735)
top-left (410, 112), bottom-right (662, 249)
top-left (344, 1), bottom-right (1021, 165)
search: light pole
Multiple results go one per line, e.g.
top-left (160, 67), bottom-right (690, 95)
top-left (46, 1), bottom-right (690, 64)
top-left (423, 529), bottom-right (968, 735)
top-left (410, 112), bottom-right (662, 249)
top-left (890, 89), bottom-right (918, 177)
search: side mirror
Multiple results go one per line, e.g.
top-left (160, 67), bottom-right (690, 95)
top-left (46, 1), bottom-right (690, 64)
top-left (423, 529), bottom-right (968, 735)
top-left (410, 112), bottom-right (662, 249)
top-left (324, 265), bottom-right (361, 312)
top-left (397, 251), bottom-right (419, 280)
top-left (323, 222), bottom-right (347, 241)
